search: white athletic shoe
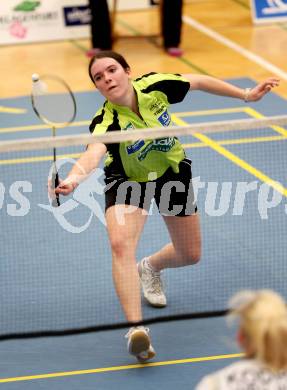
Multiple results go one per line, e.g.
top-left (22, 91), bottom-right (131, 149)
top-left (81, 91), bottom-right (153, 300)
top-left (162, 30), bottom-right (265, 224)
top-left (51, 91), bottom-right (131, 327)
top-left (138, 258), bottom-right (167, 307)
top-left (125, 326), bottom-right (156, 362)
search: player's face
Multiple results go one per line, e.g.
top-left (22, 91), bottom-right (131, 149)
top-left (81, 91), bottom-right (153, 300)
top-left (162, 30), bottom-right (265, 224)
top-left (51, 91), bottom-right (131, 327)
top-left (91, 57), bottom-right (131, 103)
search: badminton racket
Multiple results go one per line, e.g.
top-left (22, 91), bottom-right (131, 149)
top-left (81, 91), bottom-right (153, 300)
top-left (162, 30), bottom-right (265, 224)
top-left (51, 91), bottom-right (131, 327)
top-left (31, 74), bottom-right (77, 207)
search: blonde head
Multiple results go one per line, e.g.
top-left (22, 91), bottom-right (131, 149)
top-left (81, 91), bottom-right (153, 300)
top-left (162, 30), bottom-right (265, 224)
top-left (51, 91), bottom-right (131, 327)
top-left (229, 290), bottom-right (287, 372)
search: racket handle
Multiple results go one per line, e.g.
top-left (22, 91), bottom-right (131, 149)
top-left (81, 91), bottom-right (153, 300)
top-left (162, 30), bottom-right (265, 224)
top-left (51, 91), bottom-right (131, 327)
top-left (52, 195), bottom-right (60, 207)
top-left (51, 166), bottom-right (60, 207)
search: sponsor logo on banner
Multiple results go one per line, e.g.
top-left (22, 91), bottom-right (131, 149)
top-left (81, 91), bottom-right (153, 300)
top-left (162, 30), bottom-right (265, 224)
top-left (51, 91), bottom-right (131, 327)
top-left (9, 20), bottom-right (27, 38)
top-left (0, 1), bottom-right (59, 28)
top-left (262, 0), bottom-right (287, 14)
top-left (14, 1), bottom-right (41, 12)
top-left (0, 1), bottom-right (90, 44)
top-left (251, 0), bottom-right (287, 23)
top-left (63, 6), bottom-right (91, 26)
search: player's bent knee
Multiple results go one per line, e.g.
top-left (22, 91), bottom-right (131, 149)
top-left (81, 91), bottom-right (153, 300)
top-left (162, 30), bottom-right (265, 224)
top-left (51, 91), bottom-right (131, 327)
top-left (179, 248), bottom-right (201, 265)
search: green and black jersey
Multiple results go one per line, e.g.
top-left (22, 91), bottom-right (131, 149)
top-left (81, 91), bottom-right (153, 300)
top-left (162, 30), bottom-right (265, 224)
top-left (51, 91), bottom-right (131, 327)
top-left (89, 72), bottom-right (190, 182)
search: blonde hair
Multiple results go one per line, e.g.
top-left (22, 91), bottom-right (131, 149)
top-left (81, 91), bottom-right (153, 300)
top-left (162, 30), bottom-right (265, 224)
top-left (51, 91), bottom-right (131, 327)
top-left (229, 289), bottom-right (287, 372)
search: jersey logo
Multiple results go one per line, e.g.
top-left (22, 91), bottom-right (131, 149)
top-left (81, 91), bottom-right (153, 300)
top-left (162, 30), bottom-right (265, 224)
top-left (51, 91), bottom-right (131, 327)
top-left (123, 122), bottom-right (134, 130)
top-left (138, 138), bottom-right (175, 161)
top-left (149, 101), bottom-right (166, 116)
top-left (126, 140), bottom-right (145, 154)
top-left (158, 110), bottom-right (171, 126)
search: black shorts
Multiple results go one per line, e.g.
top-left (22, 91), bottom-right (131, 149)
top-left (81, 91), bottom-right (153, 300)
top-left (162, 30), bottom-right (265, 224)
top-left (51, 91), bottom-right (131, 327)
top-left (104, 158), bottom-right (197, 217)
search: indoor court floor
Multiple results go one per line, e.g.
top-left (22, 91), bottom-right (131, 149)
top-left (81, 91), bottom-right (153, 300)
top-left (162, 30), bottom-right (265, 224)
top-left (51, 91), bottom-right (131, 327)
top-left (1, 80), bottom-right (286, 389)
top-left (1, 1), bottom-right (287, 389)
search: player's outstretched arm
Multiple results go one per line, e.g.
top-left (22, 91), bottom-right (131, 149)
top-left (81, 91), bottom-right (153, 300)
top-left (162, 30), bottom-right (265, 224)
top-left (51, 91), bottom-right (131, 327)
top-left (182, 74), bottom-right (280, 102)
top-left (51, 142), bottom-right (107, 197)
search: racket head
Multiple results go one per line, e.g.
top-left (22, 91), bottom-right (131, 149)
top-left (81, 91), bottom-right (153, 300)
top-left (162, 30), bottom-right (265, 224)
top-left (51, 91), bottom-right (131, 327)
top-left (31, 74), bottom-right (76, 128)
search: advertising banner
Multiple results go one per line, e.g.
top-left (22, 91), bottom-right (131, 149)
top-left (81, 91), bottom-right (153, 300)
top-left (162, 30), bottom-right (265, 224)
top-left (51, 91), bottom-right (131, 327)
top-left (0, 0), bottom-right (151, 45)
top-left (250, 0), bottom-right (287, 24)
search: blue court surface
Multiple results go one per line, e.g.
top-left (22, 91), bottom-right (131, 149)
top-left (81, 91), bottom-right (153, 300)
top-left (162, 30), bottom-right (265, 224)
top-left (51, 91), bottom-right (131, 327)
top-left (0, 78), bottom-right (286, 389)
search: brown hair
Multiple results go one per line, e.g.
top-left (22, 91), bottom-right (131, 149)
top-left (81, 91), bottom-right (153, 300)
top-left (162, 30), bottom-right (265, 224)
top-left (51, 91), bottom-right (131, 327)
top-left (88, 50), bottom-right (130, 83)
top-left (230, 290), bottom-right (287, 372)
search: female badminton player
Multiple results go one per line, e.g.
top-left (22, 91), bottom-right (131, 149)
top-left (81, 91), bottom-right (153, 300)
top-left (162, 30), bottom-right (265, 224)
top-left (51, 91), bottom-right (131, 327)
top-left (51, 50), bottom-right (279, 362)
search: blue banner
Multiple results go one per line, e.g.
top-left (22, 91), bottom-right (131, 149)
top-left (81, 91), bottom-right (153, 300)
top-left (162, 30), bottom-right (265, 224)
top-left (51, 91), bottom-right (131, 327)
top-left (63, 6), bottom-right (91, 26)
top-left (251, 0), bottom-right (287, 23)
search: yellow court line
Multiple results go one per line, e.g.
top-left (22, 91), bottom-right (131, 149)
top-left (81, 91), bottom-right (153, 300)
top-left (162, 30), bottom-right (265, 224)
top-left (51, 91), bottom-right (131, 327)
top-left (0, 106), bottom-right (259, 134)
top-left (0, 107), bottom-right (242, 133)
top-left (1, 106), bottom-right (285, 135)
top-left (0, 106), bottom-right (26, 114)
top-left (218, 135), bottom-right (285, 146)
top-left (0, 106), bottom-right (285, 166)
top-left (0, 108), bottom-right (242, 134)
top-left (0, 120), bottom-right (89, 134)
top-left (0, 153), bottom-right (81, 165)
top-left (245, 107), bottom-right (287, 137)
top-left (0, 135), bottom-right (285, 165)
top-left (174, 107), bottom-right (246, 117)
top-left (183, 134), bottom-right (285, 149)
top-left (172, 115), bottom-right (287, 197)
top-left (0, 353), bottom-right (244, 383)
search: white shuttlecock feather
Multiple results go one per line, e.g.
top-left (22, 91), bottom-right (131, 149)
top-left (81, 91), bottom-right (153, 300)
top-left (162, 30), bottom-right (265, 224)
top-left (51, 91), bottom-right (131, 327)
top-left (31, 73), bottom-right (47, 95)
top-left (32, 73), bottom-right (39, 82)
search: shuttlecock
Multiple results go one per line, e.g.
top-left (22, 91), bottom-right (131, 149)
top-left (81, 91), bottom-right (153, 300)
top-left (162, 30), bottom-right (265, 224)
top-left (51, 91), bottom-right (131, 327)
top-left (31, 73), bottom-right (47, 95)
top-left (32, 73), bottom-right (39, 82)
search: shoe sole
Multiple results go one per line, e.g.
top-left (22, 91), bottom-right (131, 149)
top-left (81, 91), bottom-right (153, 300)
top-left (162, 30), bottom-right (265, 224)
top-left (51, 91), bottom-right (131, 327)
top-left (144, 295), bottom-right (167, 308)
top-left (137, 348), bottom-right (156, 363)
top-left (128, 330), bottom-right (150, 356)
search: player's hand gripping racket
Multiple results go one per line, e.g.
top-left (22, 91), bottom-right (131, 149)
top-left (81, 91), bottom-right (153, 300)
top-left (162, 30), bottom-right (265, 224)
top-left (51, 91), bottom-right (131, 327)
top-left (31, 74), bottom-right (76, 207)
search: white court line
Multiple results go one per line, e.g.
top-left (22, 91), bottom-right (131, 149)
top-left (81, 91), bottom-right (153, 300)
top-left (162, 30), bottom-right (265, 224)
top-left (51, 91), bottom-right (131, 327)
top-left (183, 15), bottom-right (287, 81)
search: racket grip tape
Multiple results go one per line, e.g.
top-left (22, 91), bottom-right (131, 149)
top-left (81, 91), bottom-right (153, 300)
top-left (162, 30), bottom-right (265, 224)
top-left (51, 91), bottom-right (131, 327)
top-left (51, 167), bottom-right (60, 207)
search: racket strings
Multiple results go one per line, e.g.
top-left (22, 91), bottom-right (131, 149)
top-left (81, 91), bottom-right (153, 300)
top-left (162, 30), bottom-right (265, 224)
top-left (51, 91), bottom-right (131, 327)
top-left (31, 75), bottom-right (76, 127)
